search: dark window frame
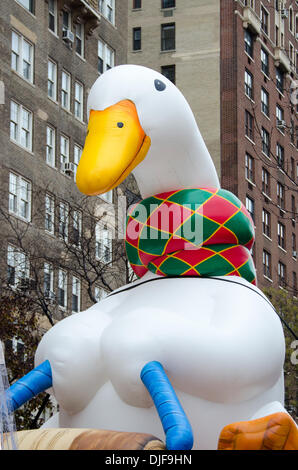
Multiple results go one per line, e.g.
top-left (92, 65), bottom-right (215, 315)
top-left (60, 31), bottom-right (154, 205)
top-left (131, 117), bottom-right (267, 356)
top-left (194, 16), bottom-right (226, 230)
top-left (133, 27), bottom-right (141, 51)
top-left (161, 23), bottom-right (176, 51)
top-left (161, 64), bottom-right (176, 84)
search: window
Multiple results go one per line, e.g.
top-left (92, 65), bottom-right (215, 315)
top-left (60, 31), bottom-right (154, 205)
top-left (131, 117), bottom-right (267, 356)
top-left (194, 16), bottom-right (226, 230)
top-left (133, 0), bottom-right (141, 8)
top-left (9, 172), bottom-right (31, 221)
top-left (162, 0), bottom-right (175, 7)
top-left (246, 196), bottom-right (254, 222)
top-left (261, 127), bottom-right (270, 157)
top-left (278, 262), bottom-right (286, 288)
top-left (244, 30), bottom-right (253, 58)
top-left (278, 222), bottom-right (285, 249)
top-left (62, 10), bottom-right (71, 33)
top-left (261, 87), bottom-right (269, 116)
top-left (16, 0), bottom-right (34, 14)
top-left (11, 31), bottom-right (34, 82)
top-left (291, 195), bottom-right (296, 218)
top-left (98, 40), bottom-right (114, 74)
top-left (161, 23), bottom-right (175, 51)
top-left (10, 100), bottom-right (33, 151)
top-left (261, 48), bottom-right (269, 76)
top-left (276, 104), bottom-right (284, 128)
top-left (48, 59), bottom-right (57, 101)
top-left (293, 271), bottom-right (297, 297)
top-left (60, 134), bottom-right (69, 170)
top-left (99, 0), bottom-right (115, 25)
top-left (48, 0), bottom-right (57, 34)
top-left (7, 245), bottom-right (29, 287)
top-left (74, 144), bottom-right (82, 176)
top-left (58, 269), bottom-right (67, 308)
top-left (95, 286), bottom-right (108, 302)
top-left (262, 167), bottom-right (270, 196)
top-left (276, 67), bottom-right (284, 93)
top-left (277, 182), bottom-right (285, 210)
top-left (292, 233), bottom-right (297, 257)
top-left (61, 70), bottom-right (71, 110)
top-left (71, 210), bottom-right (82, 247)
top-left (96, 224), bottom-right (112, 263)
top-left (72, 276), bottom-right (81, 313)
top-left (245, 110), bottom-right (254, 141)
top-left (46, 126), bottom-right (56, 167)
top-left (289, 42), bottom-right (294, 66)
top-left (133, 27), bottom-right (141, 51)
top-left (45, 194), bottom-right (55, 234)
top-left (44, 263), bottom-right (54, 296)
top-left (261, 6), bottom-right (269, 35)
top-left (244, 69), bottom-right (253, 99)
top-left (262, 209), bottom-right (271, 237)
top-left (161, 65), bottom-right (176, 84)
top-left (74, 81), bottom-right (83, 121)
top-left (58, 202), bottom-right (68, 240)
top-left (263, 250), bottom-right (271, 279)
top-left (75, 23), bottom-right (84, 57)
top-left (275, 25), bottom-right (279, 46)
top-left (245, 153), bottom-right (254, 182)
top-left (276, 143), bottom-right (284, 169)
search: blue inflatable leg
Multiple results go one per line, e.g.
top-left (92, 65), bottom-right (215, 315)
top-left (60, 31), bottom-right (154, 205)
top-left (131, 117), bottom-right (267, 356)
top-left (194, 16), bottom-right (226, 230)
top-left (6, 360), bottom-right (52, 412)
top-left (141, 361), bottom-right (193, 450)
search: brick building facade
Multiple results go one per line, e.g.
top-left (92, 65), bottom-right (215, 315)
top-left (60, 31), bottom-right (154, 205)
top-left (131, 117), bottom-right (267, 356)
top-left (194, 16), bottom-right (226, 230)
top-left (221, 0), bottom-right (297, 294)
top-left (0, 0), bottom-right (128, 331)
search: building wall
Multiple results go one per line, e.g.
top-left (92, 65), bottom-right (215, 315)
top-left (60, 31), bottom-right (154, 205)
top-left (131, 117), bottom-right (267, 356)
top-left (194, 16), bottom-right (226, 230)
top-left (221, 0), bottom-right (297, 293)
top-left (0, 0), bottom-right (128, 326)
top-left (127, 0), bottom-right (221, 175)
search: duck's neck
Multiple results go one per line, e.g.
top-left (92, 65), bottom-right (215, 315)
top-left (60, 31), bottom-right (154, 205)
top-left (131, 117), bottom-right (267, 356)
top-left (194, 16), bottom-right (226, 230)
top-left (133, 128), bottom-right (220, 198)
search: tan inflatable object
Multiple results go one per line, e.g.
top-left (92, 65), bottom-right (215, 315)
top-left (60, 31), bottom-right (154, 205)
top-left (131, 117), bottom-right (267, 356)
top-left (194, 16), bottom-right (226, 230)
top-left (5, 428), bottom-right (165, 450)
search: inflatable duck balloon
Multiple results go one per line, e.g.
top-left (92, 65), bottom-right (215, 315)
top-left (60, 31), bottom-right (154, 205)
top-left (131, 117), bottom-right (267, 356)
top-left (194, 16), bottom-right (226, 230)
top-left (7, 65), bottom-right (298, 450)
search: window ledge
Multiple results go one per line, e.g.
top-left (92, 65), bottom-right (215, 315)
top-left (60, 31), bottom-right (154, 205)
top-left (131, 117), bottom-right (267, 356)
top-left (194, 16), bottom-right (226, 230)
top-left (10, 139), bottom-right (34, 155)
top-left (11, 69), bottom-right (35, 88)
top-left (75, 53), bottom-right (86, 62)
top-left (245, 135), bottom-right (255, 145)
top-left (74, 116), bottom-right (86, 125)
top-left (245, 94), bottom-right (255, 103)
top-left (47, 96), bottom-right (59, 106)
top-left (48, 30), bottom-right (59, 39)
top-left (276, 128), bottom-right (285, 136)
top-left (8, 211), bottom-right (31, 224)
top-left (278, 246), bottom-right (287, 254)
top-left (263, 275), bottom-right (273, 283)
top-left (261, 151), bottom-right (271, 160)
top-left (160, 49), bottom-right (176, 54)
top-left (262, 192), bottom-right (271, 200)
top-left (261, 71), bottom-right (271, 81)
top-left (131, 49), bottom-right (142, 53)
top-left (263, 234), bottom-right (272, 242)
top-left (244, 51), bottom-right (254, 62)
top-left (15, 1), bottom-right (36, 18)
top-left (261, 111), bottom-right (271, 121)
top-left (246, 178), bottom-right (255, 186)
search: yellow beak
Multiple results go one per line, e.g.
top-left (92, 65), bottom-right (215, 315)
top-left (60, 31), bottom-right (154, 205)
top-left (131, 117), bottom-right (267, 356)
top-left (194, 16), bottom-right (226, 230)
top-left (76, 100), bottom-right (151, 196)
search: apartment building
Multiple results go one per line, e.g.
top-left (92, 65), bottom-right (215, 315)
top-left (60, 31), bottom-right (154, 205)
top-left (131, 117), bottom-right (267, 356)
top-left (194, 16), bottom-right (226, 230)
top-left (128, 0), bottom-right (297, 294)
top-left (0, 0), bottom-right (128, 330)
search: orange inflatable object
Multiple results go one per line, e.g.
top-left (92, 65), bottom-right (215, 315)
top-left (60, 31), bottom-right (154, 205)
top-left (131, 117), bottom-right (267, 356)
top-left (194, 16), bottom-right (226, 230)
top-left (218, 412), bottom-right (298, 450)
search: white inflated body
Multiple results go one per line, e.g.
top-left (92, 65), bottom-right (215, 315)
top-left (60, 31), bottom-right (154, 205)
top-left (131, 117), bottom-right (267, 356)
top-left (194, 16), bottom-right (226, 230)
top-left (36, 65), bottom-right (287, 450)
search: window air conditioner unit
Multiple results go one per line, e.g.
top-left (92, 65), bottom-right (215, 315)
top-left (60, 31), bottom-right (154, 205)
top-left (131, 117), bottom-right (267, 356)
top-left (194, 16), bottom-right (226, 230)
top-left (277, 119), bottom-right (286, 129)
top-left (281, 9), bottom-right (288, 19)
top-left (62, 29), bottom-right (74, 43)
top-left (63, 162), bottom-right (76, 175)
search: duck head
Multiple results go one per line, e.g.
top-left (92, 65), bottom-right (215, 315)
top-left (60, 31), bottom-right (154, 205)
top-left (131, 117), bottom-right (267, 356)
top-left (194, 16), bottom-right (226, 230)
top-left (76, 64), bottom-right (219, 198)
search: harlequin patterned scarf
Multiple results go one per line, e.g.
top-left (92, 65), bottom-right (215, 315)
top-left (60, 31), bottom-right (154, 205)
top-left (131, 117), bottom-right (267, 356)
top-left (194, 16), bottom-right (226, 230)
top-left (125, 188), bottom-right (256, 285)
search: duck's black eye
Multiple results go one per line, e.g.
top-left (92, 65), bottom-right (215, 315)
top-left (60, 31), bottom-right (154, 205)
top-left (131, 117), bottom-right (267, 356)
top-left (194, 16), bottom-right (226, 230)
top-left (117, 122), bottom-right (124, 128)
top-left (154, 79), bottom-right (166, 92)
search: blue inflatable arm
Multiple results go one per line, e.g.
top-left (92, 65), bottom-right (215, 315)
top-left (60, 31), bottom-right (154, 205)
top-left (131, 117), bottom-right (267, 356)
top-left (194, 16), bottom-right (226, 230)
top-left (6, 360), bottom-right (52, 412)
top-left (141, 361), bottom-right (193, 450)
